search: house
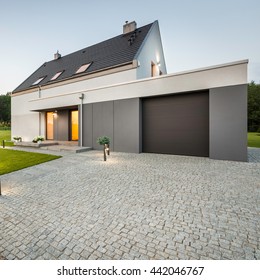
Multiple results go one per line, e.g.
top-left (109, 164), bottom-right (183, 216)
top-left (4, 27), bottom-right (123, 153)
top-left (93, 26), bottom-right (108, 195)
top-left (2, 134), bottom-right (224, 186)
top-left (11, 20), bottom-right (248, 161)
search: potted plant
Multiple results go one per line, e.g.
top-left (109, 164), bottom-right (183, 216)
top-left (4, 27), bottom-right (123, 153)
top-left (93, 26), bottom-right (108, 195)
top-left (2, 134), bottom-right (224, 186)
top-left (97, 136), bottom-right (110, 161)
top-left (32, 135), bottom-right (45, 143)
top-left (13, 136), bottom-right (22, 142)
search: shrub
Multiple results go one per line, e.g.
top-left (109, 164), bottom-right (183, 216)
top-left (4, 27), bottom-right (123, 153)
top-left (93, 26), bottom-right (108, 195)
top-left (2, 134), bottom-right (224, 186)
top-left (32, 135), bottom-right (45, 143)
top-left (97, 136), bottom-right (110, 145)
top-left (97, 136), bottom-right (111, 161)
top-left (13, 136), bottom-right (22, 141)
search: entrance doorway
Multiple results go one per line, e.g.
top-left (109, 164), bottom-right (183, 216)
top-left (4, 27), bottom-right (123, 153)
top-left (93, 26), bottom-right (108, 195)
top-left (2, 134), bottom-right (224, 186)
top-left (71, 110), bottom-right (79, 141)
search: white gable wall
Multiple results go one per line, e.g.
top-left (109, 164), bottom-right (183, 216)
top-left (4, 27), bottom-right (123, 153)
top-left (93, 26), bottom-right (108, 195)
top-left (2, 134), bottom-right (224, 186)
top-left (135, 21), bottom-right (167, 79)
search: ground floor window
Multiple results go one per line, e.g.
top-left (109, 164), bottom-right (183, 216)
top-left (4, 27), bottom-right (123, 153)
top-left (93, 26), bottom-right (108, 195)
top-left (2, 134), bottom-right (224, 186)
top-left (71, 110), bottom-right (79, 141)
top-left (46, 112), bottom-right (54, 140)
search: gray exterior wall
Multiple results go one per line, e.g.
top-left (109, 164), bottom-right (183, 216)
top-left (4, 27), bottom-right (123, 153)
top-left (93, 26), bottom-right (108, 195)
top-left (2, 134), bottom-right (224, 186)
top-left (209, 84), bottom-right (248, 162)
top-left (93, 101), bottom-right (114, 150)
top-left (82, 85), bottom-right (247, 162)
top-left (82, 98), bottom-right (140, 153)
top-left (82, 104), bottom-right (93, 147)
top-left (114, 99), bottom-right (140, 153)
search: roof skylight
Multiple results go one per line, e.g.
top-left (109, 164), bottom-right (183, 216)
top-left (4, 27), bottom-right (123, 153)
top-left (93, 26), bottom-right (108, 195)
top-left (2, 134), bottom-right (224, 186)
top-left (50, 71), bottom-right (63, 81)
top-left (75, 63), bottom-right (91, 74)
top-left (32, 77), bottom-right (45, 85)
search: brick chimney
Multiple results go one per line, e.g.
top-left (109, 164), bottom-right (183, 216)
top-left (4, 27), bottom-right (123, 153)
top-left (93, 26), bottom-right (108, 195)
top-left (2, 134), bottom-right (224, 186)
top-left (123, 21), bottom-right (137, 34)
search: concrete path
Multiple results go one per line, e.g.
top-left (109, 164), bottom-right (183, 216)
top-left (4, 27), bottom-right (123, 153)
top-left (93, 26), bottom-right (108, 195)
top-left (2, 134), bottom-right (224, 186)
top-left (0, 150), bottom-right (259, 260)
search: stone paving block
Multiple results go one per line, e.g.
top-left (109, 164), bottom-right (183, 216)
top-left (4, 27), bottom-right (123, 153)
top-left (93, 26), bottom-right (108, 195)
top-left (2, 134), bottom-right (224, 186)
top-left (70, 252), bottom-right (81, 260)
top-left (59, 253), bottom-right (71, 260)
top-left (66, 241), bottom-right (78, 250)
top-left (6, 253), bottom-right (15, 260)
top-left (64, 248), bottom-right (73, 256)
top-left (73, 245), bottom-right (84, 254)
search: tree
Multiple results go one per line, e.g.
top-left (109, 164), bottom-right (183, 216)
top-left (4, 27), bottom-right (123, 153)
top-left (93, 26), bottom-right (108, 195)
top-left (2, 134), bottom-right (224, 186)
top-left (0, 94), bottom-right (11, 124)
top-left (248, 81), bottom-right (260, 132)
top-left (97, 136), bottom-right (111, 161)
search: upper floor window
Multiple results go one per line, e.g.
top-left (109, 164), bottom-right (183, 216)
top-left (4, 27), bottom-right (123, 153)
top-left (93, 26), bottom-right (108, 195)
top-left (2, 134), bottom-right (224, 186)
top-left (75, 63), bottom-right (91, 74)
top-left (151, 62), bottom-right (157, 77)
top-left (50, 71), bottom-right (63, 81)
top-left (32, 77), bottom-right (45, 85)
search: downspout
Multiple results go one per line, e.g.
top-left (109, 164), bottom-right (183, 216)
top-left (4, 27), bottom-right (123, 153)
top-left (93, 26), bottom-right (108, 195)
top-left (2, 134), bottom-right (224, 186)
top-left (38, 85), bottom-right (41, 98)
top-left (79, 93), bottom-right (84, 147)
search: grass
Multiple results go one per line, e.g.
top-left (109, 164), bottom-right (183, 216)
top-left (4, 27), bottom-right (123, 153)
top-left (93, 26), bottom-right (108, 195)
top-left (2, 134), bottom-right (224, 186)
top-left (248, 132), bottom-right (260, 148)
top-left (0, 149), bottom-right (61, 175)
top-left (0, 130), bottom-right (61, 175)
top-left (0, 129), bottom-right (13, 147)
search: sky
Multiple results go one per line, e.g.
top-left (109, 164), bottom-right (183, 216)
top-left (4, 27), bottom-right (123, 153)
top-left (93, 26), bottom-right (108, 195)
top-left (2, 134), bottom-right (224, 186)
top-left (0, 0), bottom-right (259, 95)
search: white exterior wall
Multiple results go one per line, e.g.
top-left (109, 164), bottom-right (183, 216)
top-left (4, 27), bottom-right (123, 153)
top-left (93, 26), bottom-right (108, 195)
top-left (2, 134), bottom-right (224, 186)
top-left (11, 91), bottom-right (41, 141)
top-left (28, 60), bottom-right (248, 111)
top-left (136, 21), bottom-right (167, 78)
top-left (40, 68), bottom-right (137, 99)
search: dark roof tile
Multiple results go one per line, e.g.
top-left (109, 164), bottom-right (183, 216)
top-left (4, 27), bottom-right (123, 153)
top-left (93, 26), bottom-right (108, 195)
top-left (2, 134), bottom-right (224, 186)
top-left (13, 22), bottom-right (153, 93)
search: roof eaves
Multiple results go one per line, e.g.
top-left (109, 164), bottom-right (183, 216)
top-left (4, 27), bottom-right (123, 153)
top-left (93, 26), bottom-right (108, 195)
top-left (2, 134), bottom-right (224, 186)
top-left (12, 61), bottom-right (135, 95)
top-left (12, 62), bottom-right (47, 93)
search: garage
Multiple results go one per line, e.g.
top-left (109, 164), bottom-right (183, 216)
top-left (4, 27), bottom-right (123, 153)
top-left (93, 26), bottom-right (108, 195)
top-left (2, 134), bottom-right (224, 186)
top-left (142, 91), bottom-right (209, 157)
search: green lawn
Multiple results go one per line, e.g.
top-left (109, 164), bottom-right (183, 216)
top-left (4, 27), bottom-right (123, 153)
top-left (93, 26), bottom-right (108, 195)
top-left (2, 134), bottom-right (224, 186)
top-left (0, 149), bottom-right (61, 175)
top-left (248, 132), bottom-right (260, 148)
top-left (0, 129), bottom-right (13, 147)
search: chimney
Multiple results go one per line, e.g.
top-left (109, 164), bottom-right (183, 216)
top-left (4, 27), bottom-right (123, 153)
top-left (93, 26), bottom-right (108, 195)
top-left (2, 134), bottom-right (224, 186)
top-left (123, 21), bottom-right (137, 34)
top-left (54, 50), bottom-right (61, 60)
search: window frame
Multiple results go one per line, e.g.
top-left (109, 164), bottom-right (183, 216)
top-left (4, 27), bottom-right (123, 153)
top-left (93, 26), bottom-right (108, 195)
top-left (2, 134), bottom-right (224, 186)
top-left (50, 71), bottom-right (63, 81)
top-left (32, 76), bottom-right (45, 85)
top-left (75, 63), bottom-right (91, 74)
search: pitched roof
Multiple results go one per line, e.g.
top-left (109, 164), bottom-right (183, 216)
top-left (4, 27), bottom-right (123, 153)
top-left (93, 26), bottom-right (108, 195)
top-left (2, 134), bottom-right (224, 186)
top-left (13, 22), bottom-right (154, 93)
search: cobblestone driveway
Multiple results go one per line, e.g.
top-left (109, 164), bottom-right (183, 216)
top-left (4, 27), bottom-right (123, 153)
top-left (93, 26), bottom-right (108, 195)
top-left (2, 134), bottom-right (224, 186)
top-left (1, 150), bottom-right (259, 260)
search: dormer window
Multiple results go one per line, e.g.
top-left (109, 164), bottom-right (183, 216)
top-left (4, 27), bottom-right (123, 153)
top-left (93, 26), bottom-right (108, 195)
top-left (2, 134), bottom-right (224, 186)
top-left (32, 77), bottom-right (45, 85)
top-left (51, 71), bottom-right (63, 81)
top-left (75, 63), bottom-right (91, 74)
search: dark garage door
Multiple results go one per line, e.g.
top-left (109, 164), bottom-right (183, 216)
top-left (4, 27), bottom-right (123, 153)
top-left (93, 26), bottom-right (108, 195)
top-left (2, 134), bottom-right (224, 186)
top-left (142, 91), bottom-right (209, 157)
